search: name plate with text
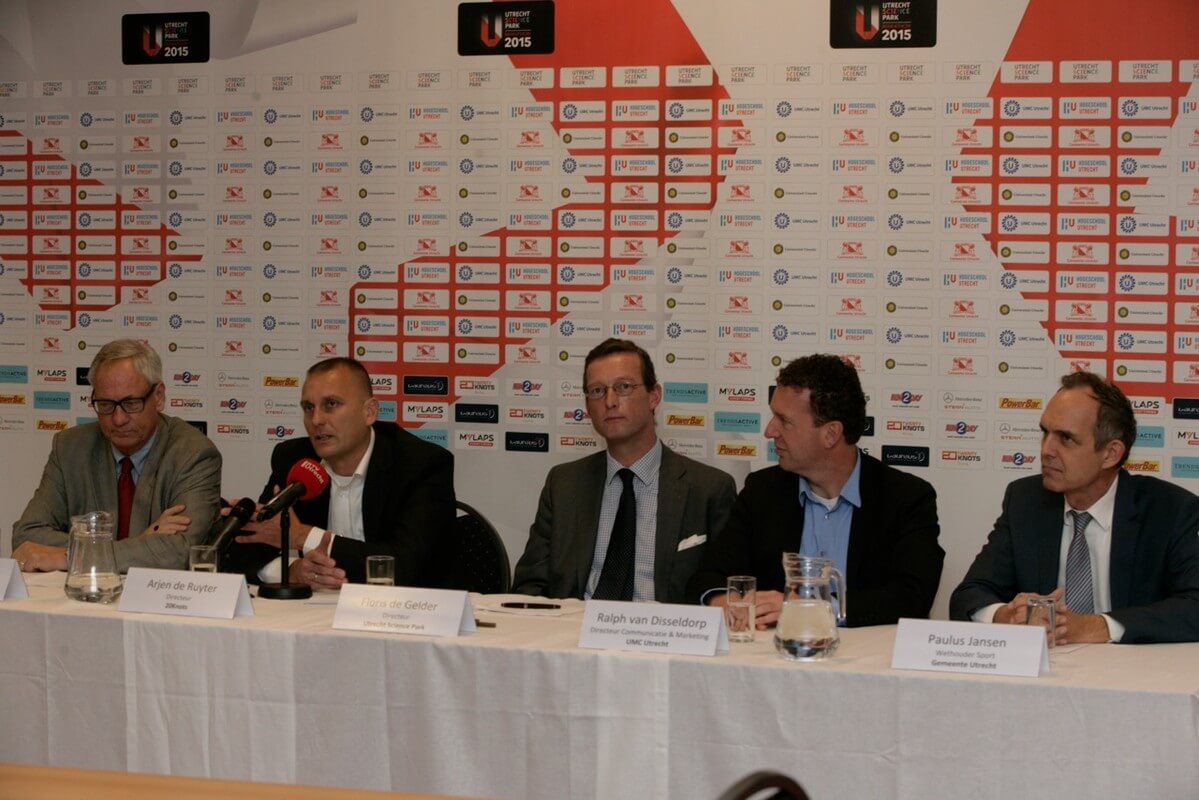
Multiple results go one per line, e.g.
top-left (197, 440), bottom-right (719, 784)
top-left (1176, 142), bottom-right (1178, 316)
top-left (332, 585), bottom-right (476, 637)
top-left (891, 618), bottom-right (1048, 677)
top-left (0, 559), bottom-right (28, 600)
top-left (578, 600), bottom-right (728, 656)
top-left (119, 567), bottom-right (254, 619)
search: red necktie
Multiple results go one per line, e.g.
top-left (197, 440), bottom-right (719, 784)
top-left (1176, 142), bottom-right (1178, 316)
top-left (117, 456), bottom-right (135, 540)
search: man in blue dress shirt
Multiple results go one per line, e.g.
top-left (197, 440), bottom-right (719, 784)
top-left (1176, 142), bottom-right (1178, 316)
top-left (688, 354), bottom-right (944, 627)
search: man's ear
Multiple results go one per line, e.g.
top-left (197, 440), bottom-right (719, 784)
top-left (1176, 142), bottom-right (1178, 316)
top-left (1100, 437), bottom-right (1125, 470)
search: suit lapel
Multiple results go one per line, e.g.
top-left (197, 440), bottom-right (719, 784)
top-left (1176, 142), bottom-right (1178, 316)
top-left (129, 415), bottom-right (170, 535)
top-left (92, 427), bottom-right (119, 521)
top-left (652, 448), bottom-right (686, 600)
top-left (1032, 483), bottom-right (1064, 593)
top-left (359, 425), bottom-right (390, 541)
top-left (573, 453), bottom-right (607, 592)
top-left (845, 455), bottom-right (874, 583)
top-left (1108, 474), bottom-right (1138, 609)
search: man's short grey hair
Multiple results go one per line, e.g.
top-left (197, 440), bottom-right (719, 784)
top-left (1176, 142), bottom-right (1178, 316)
top-left (87, 339), bottom-right (162, 387)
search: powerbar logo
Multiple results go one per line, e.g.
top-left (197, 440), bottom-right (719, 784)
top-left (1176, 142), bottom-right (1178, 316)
top-left (262, 375), bottom-right (300, 388)
top-left (881, 445), bottom-right (929, 466)
top-left (717, 443), bottom-right (759, 457)
top-left (998, 397), bottom-right (1043, 410)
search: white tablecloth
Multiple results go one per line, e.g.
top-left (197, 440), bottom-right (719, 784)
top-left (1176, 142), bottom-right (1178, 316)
top-left (3, 573), bottom-right (1198, 800)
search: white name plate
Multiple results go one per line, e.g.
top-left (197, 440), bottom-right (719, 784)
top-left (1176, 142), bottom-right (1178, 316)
top-left (119, 567), bottom-right (254, 619)
top-left (0, 559), bottom-right (29, 600)
top-left (578, 600), bottom-right (728, 656)
top-left (332, 585), bottom-right (475, 637)
top-left (891, 618), bottom-right (1048, 677)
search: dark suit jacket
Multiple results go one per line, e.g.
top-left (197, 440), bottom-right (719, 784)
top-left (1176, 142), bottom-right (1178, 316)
top-left (225, 422), bottom-right (456, 586)
top-left (14, 414), bottom-right (222, 572)
top-left (512, 445), bottom-right (736, 604)
top-left (949, 473), bottom-right (1199, 643)
top-left (687, 452), bottom-right (943, 626)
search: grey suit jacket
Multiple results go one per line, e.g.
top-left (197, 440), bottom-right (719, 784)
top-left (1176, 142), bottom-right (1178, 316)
top-left (13, 414), bottom-right (222, 572)
top-left (512, 445), bottom-right (736, 604)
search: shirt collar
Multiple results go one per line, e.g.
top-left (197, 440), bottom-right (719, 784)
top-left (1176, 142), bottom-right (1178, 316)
top-left (798, 448), bottom-right (863, 509)
top-left (606, 438), bottom-right (662, 486)
top-left (325, 428), bottom-right (375, 487)
top-left (111, 427), bottom-right (158, 473)
top-left (1063, 471), bottom-right (1118, 532)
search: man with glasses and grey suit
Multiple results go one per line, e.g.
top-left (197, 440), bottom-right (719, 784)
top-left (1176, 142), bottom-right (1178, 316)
top-left (12, 339), bottom-right (222, 573)
top-left (512, 338), bottom-right (736, 604)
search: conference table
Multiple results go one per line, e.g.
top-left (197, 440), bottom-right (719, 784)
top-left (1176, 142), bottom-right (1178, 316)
top-left (2, 572), bottom-right (1198, 800)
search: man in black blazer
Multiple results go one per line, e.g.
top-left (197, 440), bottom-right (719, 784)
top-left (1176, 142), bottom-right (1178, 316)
top-left (951, 372), bottom-right (1199, 644)
top-left (687, 354), bottom-right (944, 627)
top-left (225, 358), bottom-right (455, 588)
top-left (512, 338), bottom-right (736, 604)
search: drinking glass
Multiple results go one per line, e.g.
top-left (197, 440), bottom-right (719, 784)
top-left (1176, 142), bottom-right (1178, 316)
top-left (725, 575), bottom-right (756, 642)
top-left (366, 555), bottom-right (395, 586)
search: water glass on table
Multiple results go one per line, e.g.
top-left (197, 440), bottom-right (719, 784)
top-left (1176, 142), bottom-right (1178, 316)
top-left (366, 555), bottom-right (395, 586)
top-left (1024, 595), bottom-right (1057, 650)
top-left (725, 575), bottom-right (757, 642)
top-left (189, 545), bottom-right (218, 573)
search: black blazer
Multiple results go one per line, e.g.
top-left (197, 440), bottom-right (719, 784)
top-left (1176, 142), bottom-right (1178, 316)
top-left (950, 473), bottom-right (1199, 643)
top-left (687, 452), bottom-right (943, 626)
top-left (225, 421), bottom-right (456, 586)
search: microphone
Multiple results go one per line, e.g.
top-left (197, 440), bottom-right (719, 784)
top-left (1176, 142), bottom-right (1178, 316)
top-left (255, 458), bottom-right (330, 521)
top-left (204, 497), bottom-right (256, 550)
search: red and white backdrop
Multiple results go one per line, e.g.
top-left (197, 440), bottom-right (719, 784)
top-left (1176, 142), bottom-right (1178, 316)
top-left (1, 0), bottom-right (1196, 611)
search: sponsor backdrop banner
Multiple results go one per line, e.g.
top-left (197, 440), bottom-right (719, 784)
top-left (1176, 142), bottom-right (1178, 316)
top-left (0, 0), bottom-right (1195, 613)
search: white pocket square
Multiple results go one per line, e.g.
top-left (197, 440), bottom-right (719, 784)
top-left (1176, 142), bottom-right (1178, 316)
top-left (677, 534), bottom-right (707, 551)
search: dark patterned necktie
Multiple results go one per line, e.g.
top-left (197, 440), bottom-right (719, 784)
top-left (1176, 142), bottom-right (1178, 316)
top-left (593, 468), bottom-right (636, 601)
top-left (1064, 510), bottom-right (1094, 613)
top-left (117, 457), bottom-right (135, 540)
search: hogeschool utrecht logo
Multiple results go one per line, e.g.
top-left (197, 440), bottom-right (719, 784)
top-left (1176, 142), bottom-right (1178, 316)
top-left (458, 1), bottom-right (554, 56)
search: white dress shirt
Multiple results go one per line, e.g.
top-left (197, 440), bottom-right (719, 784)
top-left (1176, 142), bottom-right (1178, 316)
top-left (256, 430), bottom-right (375, 583)
top-left (974, 473), bottom-right (1125, 642)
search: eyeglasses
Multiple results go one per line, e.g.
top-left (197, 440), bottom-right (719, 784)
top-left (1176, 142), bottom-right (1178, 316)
top-left (91, 384), bottom-right (158, 415)
top-left (583, 380), bottom-right (644, 401)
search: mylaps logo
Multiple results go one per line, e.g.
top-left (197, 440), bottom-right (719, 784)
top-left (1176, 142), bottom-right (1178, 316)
top-left (1129, 397), bottom-right (1162, 416)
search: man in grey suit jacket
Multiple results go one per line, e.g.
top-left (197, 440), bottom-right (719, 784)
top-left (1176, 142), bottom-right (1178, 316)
top-left (12, 340), bottom-right (222, 573)
top-left (512, 338), bottom-right (736, 604)
top-left (950, 372), bottom-right (1199, 643)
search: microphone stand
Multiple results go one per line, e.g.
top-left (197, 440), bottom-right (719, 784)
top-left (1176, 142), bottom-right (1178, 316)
top-left (257, 505), bottom-right (312, 600)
